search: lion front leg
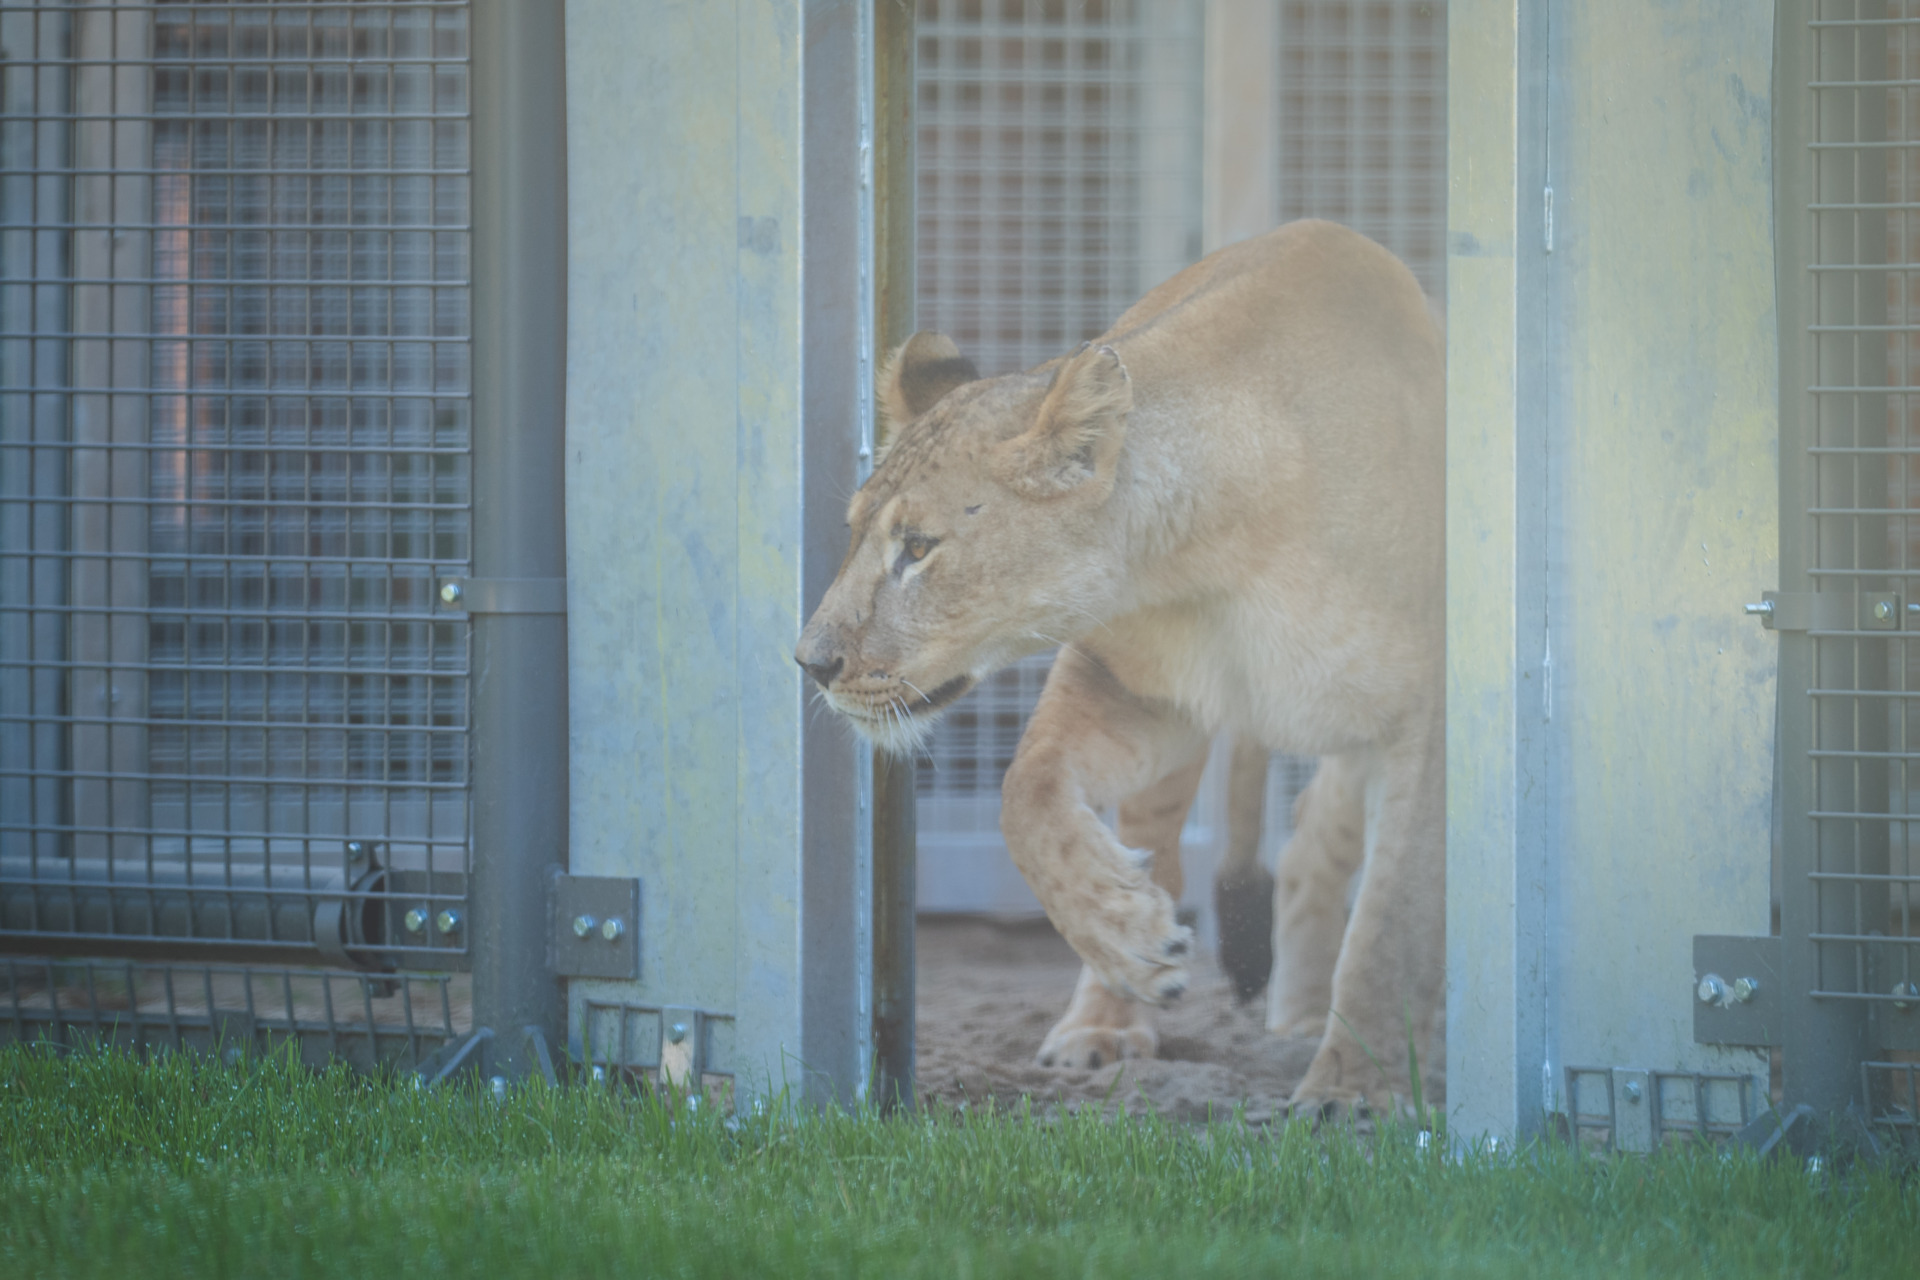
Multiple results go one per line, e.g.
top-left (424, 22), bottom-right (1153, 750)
top-left (1288, 713), bottom-right (1444, 1121)
top-left (1002, 646), bottom-right (1205, 1014)
top-left (1036, 748), bottom-right (1208, 1068)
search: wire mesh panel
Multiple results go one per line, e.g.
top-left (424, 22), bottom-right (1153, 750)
top-left (0, 1), bottom-right (474, 971)
top-left (1778, 0), bottom-right (1920, 1115)
top-left (1274, 0), bottom-right (1446, 300)
top-left (3, 954), bottom-right (461, 1070)
top-left (911, 0), bottom-right (1204, 907)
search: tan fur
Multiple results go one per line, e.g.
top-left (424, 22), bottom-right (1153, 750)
top-left (796, 221), bottom-right (1444, 1115)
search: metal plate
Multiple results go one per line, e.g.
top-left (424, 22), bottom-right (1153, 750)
top-left (1611, 1068), bottom-right (1655, 1153)
top-left (1693, 934), bottom-right (1782, 1047)
top-left (551, 875), bottom-right (640, 979)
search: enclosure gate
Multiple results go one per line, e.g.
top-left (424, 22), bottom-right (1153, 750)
top-left (0, 0), bottom-right (568, 1072)
top-left (1742, 0), bottom-right (1920, 1130)
top-left (909, 0), bottom-right (1447, 926)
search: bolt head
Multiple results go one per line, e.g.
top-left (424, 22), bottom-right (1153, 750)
top-left (590, 1064), bottom-right (607, 1084)
top-left (1731, 976), bottom-right (1759, 1004)
top-left (668, 1021), bottom-right (689, 1044)
top-left (572, 914), bottom-right (596, 939)
top-left (434, 908), bottom-right (461, 935)
top-left (1875, 599), bottom-right (1895, 621)
top-left (403, 907), bottom-right (429, 934)
top-left (600, 916), bottom-right (625, 942)
top-left (1622, 1080), bottom-right (1644, 1104)
top-left (1696, 974), bottom-right (1727, 1006)
top-left (346, 840), bottom-right (367, 862)
top-left (439, 580), bottom-right (463, 605)
top-left (489, 1075), bottom-right (508, 1102)
top-left (1893, 981), bottom-right (1920, 1012)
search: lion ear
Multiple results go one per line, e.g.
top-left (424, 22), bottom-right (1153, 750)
top-left (991, 343), bottom-right (1130, 499)
top-left (877, 332), bottom-right (979, 450)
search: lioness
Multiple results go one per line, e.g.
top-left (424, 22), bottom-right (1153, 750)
top-left (795, 220), bottom-right (1443, 1115)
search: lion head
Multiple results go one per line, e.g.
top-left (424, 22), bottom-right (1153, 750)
top-left (795, 331), bottom-right (1135, 753)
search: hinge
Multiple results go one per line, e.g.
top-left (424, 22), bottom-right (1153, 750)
top-left (1742, 590), bottom-right (1902, 632)
top-left (552, 874), bottom-right (641, 979)
top-left (436, 577), bottom-right (567, 615)
top-left (1693, 934), bottom-right (1781, 1047)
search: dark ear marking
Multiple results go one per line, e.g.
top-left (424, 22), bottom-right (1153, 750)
top-left (877, 332), bottom-right (979, 450)
top-left (900, 357), bottom-right (979, 415)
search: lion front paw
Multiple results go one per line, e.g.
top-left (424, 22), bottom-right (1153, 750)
top-left (1062, 875), bottom-right (1193, 1007)
top-left (1036, 1022), bottom-right (1156, 1071)
top-left (1036, 964), bottom-right (1159, 1070)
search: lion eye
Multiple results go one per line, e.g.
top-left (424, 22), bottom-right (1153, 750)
top-left (894, 534), bottom-right (938, 575)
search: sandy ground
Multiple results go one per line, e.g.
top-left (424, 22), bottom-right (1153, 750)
top-left (916, 916), bottom-right (1336, 1122)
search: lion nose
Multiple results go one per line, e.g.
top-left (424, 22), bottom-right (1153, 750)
top-left (796, 654), bottom-right (844, 691)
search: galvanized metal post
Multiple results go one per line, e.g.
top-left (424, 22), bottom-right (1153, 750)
top-left (870, 0), bottom-right (918, 1113)
top-left (468, 0), bottom-right (569, 1082)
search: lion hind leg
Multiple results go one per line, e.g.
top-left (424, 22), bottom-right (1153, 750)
top-left (1288, 718), bottom-right (1444, 1118)
top-left (1216, 735), bottom-right (1278, 1002)
top-left (1266, 752), bottom-right (1366, 1040)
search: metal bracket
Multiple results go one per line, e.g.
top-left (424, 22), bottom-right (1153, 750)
top-left (552, 874), bottom-right (641, 979)
top-left (415, 1027), bottom-right (493, 1088)
top-left (1744, 590), bottom-right (1901, 632)
top-left (659, 1006), bottom-right (703, 1086)
top-left (436, 576), bottom-right (567, 615)
top-left (1693, 934), bottom-right (1781, 1047)
top-left (1611, 1068), bottom-right (1655, 1152)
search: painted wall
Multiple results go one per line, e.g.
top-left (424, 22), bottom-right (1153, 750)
top-left (1448, 0), bottom-right (1778, 1141)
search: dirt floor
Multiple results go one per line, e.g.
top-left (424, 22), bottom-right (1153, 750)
top-left (916, 916), bottom-right (1335, 1122)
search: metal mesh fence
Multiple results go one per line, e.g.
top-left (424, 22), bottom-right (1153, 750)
top-left (1804, 3), bottom-right (1920, 1024)
top-left (911, 0), bottom-right (1205, 903)
top-left (0, 1), bottom-right (473, 973)
top-left (1275, 1), bottom-right (1446, 301)
top-left (3, 954), bottom-right (461, 1070)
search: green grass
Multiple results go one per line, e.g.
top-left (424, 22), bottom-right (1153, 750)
top-left (1, 1044), bottom-right (1915, 1278)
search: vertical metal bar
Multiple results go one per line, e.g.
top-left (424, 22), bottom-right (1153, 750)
top-left (800, 0), bottom-right (879, 1107)
top-left (466, 0), bottom-right (567, 1081)
top-left (869, 0), bottom-right (917, 1113)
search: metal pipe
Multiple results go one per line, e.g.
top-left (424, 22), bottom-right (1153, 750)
top-left (870, 0), bottom-right (918, 1113)
top-left (467, 0), bottom-right (569, 1082)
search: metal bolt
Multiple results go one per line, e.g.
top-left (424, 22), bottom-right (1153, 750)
top-left (1415, 1130), bottom-right (1432, 1152)
top-left (1875, 599), bottom-right (1896, 622)
top-left (1806, 1155), bottom-right (1825, 1180)
top-left (489, 1075), bottom-right (508, 1102)
top-left (668, 1021), bottom-right (689, 1044)
top-left (1892, 981), bottom-right (1920, 1012)
top-left (1743, 601), bottom-right (1774, 616)
top-left (434, 908), bottom-right (462, 935)
top-left (600, 916), bottom-right (625, 942)
top-left (1730, 976), bottom-right (1760, 1004)
top-left (403, 907), bottom-right (429, 934)
top-left (346, 840), bottom-right (367, 863)
top-left (1622, 1080), bottom-right (1644, 1104)
top-left (439, 580), bottom-right (463, 605)
top-left (572, 913), bottom-right (596, 939)
top-left (1696, 973), bottom-right (1727, 1006)
top-left (590, 1064), bottom-right (607, 1084)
